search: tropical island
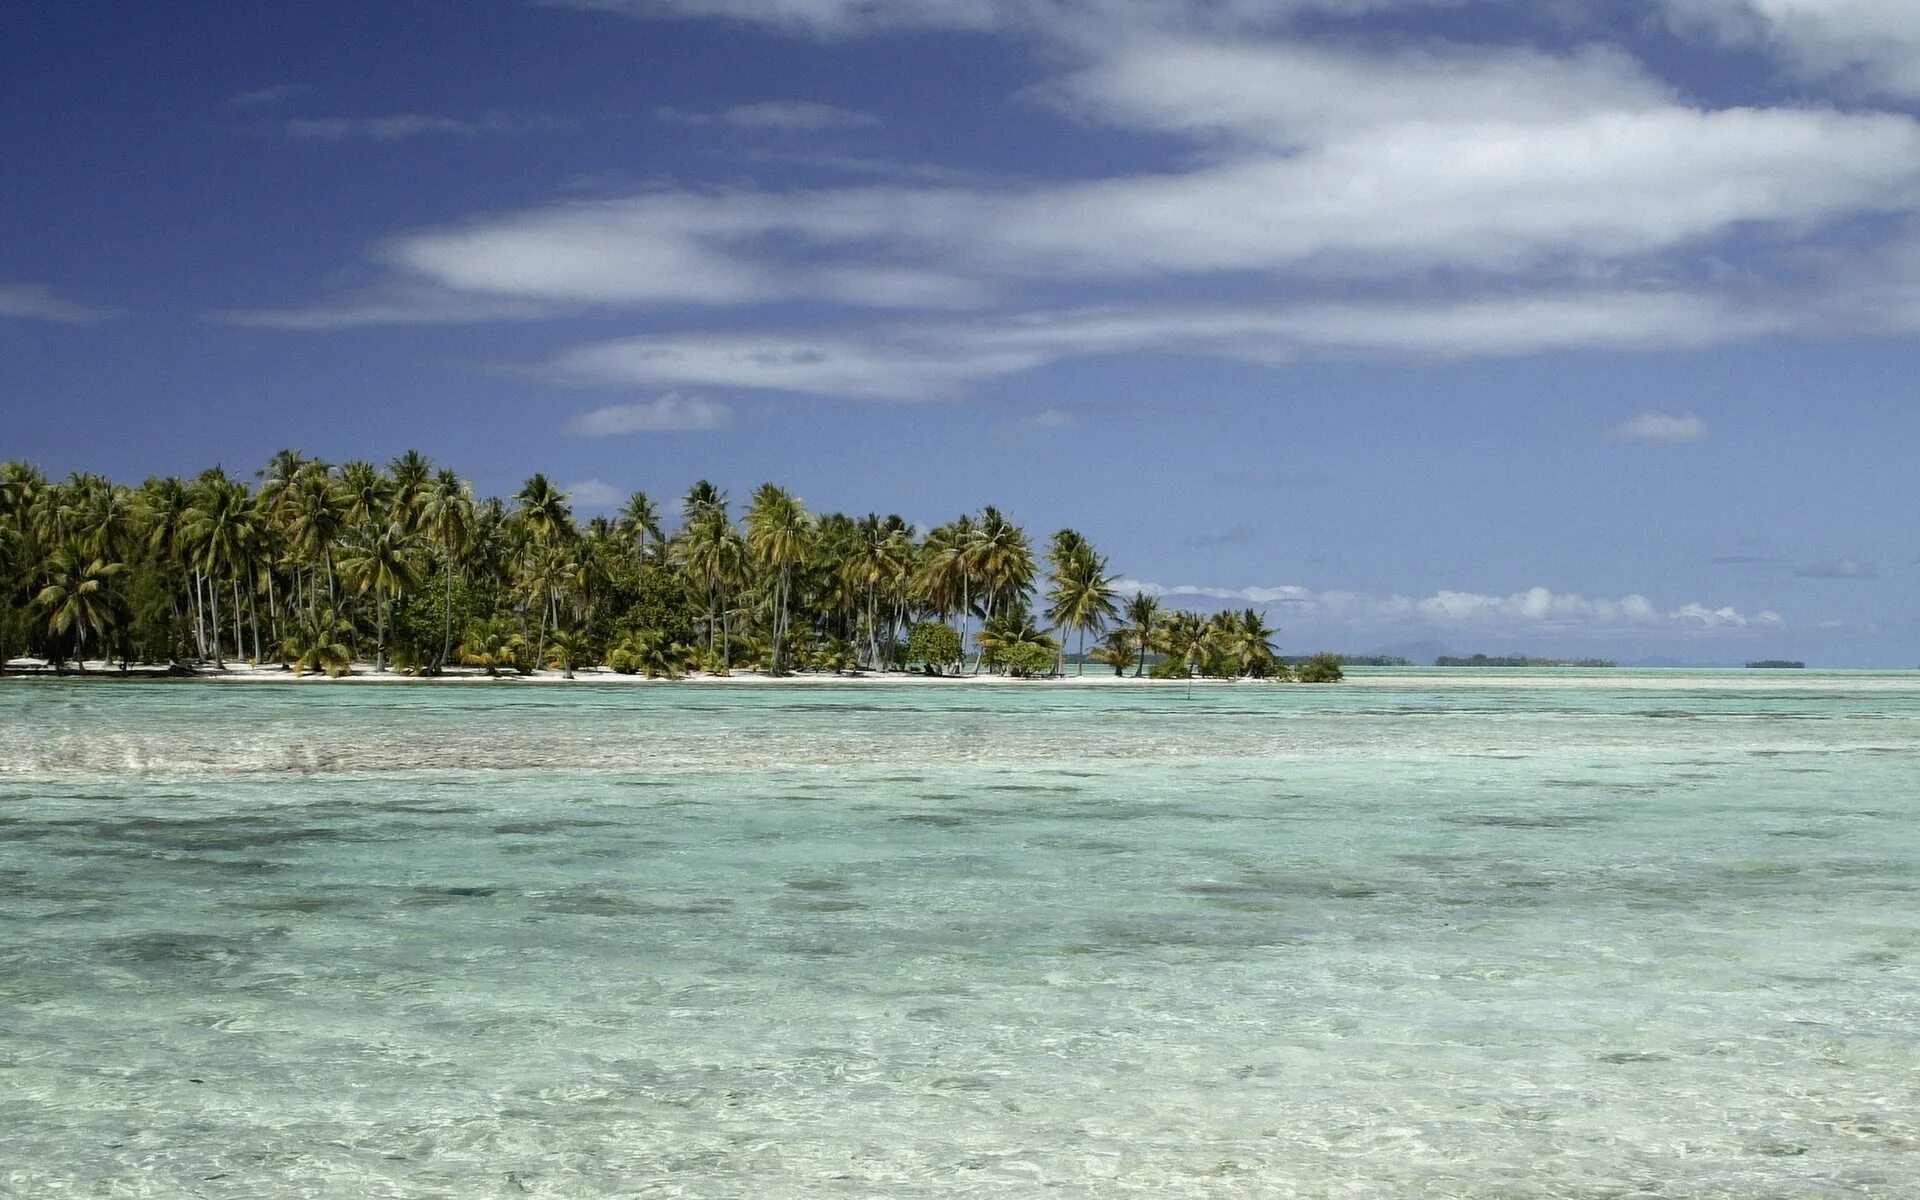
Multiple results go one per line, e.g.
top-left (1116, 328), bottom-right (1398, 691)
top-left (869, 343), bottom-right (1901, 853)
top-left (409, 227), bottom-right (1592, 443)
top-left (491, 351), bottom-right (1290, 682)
top-left (0, 454), bottom-right (1341, 683)
top-left (1745, 660), bottom-right (1806, 669)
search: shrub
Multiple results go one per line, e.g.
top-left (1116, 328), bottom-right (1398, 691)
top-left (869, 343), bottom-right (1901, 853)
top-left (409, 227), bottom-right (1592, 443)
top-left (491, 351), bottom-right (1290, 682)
top-left (906, 622), bottom-right (962, 675)
top-left (1294, 652), bottom-right (1344, 683)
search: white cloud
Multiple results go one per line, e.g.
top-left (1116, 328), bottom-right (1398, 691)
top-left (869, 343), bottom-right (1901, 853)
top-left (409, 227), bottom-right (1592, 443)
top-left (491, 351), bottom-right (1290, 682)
top-left (213, 286), bottom-right (552, 329)
top-left (1021, 407), bottom-right (1075, 428)
top-left (1117, 579), bottom-right (1785, 634)
top-left (228, 84), bottom-right (308, 109)
top-left (272, 103), bottom-right (1920, 300)
top-left (564, 392), bottom-right (732, 435)
top-left (537, 290), bottom-right (1786, 398)
top-left (1661, 0), bottom-right (1920, 97)
top-left (1794, 558), bottom-right (1878, 579)
top-left (1048, 37), bottom-right (1674, 146)
top-left (0, 283), bottom-right (111, 325)
top-left (564, 479), bottom-right (625, 508)
top-left (1608, 412), bottom-right (1709, 443)
top-left (545, 0), bottom-right (1462, 37)
top-left (244, 6), bottom-right (1920, 399)
top-left (280, 113), bottom-right (566, 141)
top-left (657, 101), bottom-right (879, 130)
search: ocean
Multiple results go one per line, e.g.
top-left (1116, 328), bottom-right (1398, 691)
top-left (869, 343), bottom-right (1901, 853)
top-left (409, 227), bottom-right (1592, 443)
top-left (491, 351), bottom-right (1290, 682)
top-left (3, 671), bottom-right (1916, 1196)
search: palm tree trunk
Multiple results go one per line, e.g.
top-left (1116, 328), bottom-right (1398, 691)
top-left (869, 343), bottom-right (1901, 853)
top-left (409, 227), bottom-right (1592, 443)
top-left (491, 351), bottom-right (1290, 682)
top-left (439, 555), bottom-right (455, 671)
top-left (376, 593), bottom-right (388, 672)
top-left (208, 571), bottom-right (224, 668)
top-left (191, 571), bottom-right (207, 660)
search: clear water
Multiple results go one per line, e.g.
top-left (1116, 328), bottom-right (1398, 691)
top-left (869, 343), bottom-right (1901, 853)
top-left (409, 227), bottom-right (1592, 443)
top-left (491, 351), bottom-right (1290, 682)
top-left (3, 672), bottom-right (1916, 1197)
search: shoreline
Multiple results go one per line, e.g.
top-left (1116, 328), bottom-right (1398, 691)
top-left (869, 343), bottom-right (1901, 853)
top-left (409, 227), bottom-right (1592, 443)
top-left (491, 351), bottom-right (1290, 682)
top-left (8, 658), bottom-right (1917, 690)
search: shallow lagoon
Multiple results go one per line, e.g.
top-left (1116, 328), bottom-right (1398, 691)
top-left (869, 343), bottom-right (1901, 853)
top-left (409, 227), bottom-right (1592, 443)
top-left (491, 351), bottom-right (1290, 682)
top-left (3, 672), bottom-right (1916, 1196)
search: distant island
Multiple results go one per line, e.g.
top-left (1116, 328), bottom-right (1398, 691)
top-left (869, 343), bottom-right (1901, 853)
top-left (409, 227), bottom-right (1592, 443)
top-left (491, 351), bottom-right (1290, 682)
top-left (1434, 655), bottom-right (1617, 668)
top-left (1745, 660), bottom-right (1805, 669)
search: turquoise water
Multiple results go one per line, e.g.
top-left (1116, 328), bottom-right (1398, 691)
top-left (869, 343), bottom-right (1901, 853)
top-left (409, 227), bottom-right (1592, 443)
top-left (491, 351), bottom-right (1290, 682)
top-left (3, 673), bottom-right (1916, 1196)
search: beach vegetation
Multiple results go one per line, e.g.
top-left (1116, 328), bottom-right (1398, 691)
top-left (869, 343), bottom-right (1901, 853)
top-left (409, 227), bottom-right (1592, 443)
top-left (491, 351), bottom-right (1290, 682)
top-left (0, 453), bottom-right (1335, 683)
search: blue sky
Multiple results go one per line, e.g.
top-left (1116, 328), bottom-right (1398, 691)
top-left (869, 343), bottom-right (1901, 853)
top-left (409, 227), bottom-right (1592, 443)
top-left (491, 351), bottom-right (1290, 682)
top-left (5, 0), bottom-right (1918, 664)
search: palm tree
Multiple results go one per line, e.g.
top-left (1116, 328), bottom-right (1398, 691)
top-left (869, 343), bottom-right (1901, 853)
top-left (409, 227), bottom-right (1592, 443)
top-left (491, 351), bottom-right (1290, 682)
top-left (284, 605), bottom-right (353, 677)
top-left (459, 616), bottom-right (527, 677)
top-left (387, 450), bottom-right (432, 531)
top-left (618, 490), bottom-right (662, 567)
top-left (515, 473), bottom-right (574, 545)
top-left (1046, 534), bottom-right (1119, 675)
top-left (744, 483), bottom-right (813, 675)
top-left (1161, 610), bottom-right (1213, 678)
top-left (1124, 591), bottom-right (1161, 678)
top-left (34, 549), bottom-right (122, 668)
top-left (1228, 608), bottom-right (1282, 678)
top-left (916, 515), bottom-right (975, 658)
top-left (337, 520), bottom-right (419, 672)
top-left (544, 624), bottom-right (591, 679)
top-left (185, 472), bottom-right (255, 667)
top-left (974, 600), bottom-right (1059, 677)
top-left (1089, 627), bottom-right (1139, 676)
top-left (138, 476), bottom-right (197, 660)
top-left (417, 469), bottom-right (473, 670)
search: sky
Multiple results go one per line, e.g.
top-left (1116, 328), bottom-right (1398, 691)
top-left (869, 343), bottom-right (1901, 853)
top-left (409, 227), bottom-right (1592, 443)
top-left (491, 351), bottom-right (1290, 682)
top-left (4, 0), bottom-right (1918, 664)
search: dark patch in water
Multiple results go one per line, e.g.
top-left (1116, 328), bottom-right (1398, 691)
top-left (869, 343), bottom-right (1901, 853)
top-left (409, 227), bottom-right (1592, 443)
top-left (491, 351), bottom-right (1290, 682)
top-left (98, 932), bottom-right (260, 966)
top-left (1595, 1051), bottom-right (1669, 1064)
top-left (537, 892), bottom-right (649, 916)
top-left (781, 940), bottom-right (852, 957)
top-left (230, 893), bottom-right (343, 914)
top-left (983, 784), bottom-right (1083, 794)
top-left (1446, 813), bottom-right (1605, 829)
top-left (401, 885), bottom-right (501, 905)
top-left (785, 877), bottom-right (849, 892)
top-left (776, 897), bottom-right (866, 913)
top-left (491, 818), bottom-right (620, 835)
top-left (892, 813), bottom-right (968, 828)
top-left (1767, 829), bottom-right (1840, 840)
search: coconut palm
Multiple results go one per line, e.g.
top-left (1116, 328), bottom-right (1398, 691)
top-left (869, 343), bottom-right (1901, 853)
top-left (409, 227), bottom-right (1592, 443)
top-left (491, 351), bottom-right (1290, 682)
top-left (185, 472), bottom-right (255, 667)
top-left (1046, 534), bottom-right (1119, 676)
top-left (284, 605), bottom-right (353, 677)
top-left (974, 600), bottom-right (1059, 677)
top-left (459, 616), bottom-right (526, 677)
top-left (417, 469), bottom-right (473, 670)
top-left (1227, 608), bottom-right (1282, 678)
top-left (1124, 591), bottom-right (1162, 677)
top-left (544, 624), bottom-right (591, 678)
top-left (387, 450), bottom-right (432, 531)
top-left (515, 473), bottom-right (573, 545)
top-left (1160, 610), bottom-right (1213, 678)
top-left (744, 484), bottom-right (814, 675)
top-left (618, 490), bottom-right (663, 567)
top-left (34, 549), bottom-right (123, 667)
top-left (337, 520), bottom-right (419, 672)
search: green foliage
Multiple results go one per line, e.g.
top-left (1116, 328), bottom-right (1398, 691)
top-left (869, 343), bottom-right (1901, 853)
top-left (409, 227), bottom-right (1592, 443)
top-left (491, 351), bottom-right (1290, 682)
top-left (607, 629), bottom-right (692, 678)
top-left (285, 607), bottom-right (354, 677)
top-left (906, 621), bottom-right (962, 674)
top-left (1294, 652), bottom-right (1344, 683)
top-left (999, 641), bottom-right (1055, 678)
top-left (458, 616), bottom-right (528, 676)
top-left (391, 572), bottom-right (486, 668)
top-left (545, 625), bottom-right (592, 677)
